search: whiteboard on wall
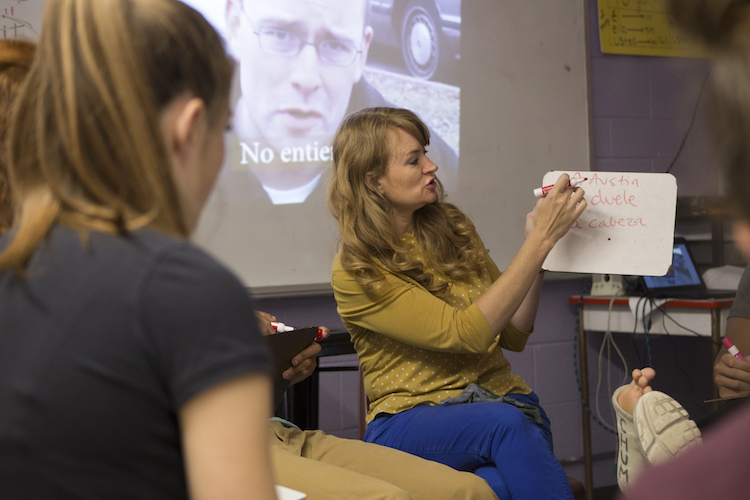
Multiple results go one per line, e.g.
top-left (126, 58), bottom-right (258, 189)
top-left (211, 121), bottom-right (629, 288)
top-left (542, 171), bottom-right (677, 276)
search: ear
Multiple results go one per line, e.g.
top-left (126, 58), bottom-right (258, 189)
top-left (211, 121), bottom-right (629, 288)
top-left (734, 220), bottom-right (750, 261)
top-left (163, 97), bottom-right (206, 166)
top-left (353, 26), bottom-right (373, 83)
top-left (364, 171), bottom-right (384, 195)
top-left (225, 0), bottom-right (243, 58)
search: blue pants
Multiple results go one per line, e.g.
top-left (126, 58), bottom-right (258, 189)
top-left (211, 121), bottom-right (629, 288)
top-left (364, 392), bottom-right (573, 500)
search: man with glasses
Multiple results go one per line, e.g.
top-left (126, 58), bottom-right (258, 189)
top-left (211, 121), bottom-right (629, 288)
top-left (225, 0), bottom-right (458, 205)
top-left (225, 0), bottom-right (373, 204)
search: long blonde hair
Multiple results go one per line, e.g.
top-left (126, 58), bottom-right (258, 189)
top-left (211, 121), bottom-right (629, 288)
top-left (669, 0), bottom-right (750, 219)
top-left (0, 39), bottom-right (35, 234)
top-left (328, 107), bottom-right (486, 299)
top-left (0, 0), bottom-right (233, 271)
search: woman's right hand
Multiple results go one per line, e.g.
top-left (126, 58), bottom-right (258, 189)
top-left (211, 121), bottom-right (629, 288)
top-left (714, 319), bottom-right (750, 398)
top-left (527, 173), bottom-right (586, 246)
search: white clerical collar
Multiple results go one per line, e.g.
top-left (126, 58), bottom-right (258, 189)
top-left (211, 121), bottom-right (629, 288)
top-left (262, 171), bottom-right (324, 205)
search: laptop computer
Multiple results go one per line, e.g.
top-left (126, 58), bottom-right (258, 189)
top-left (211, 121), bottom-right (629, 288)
top-left (640, 237), bottom-right (736, 299)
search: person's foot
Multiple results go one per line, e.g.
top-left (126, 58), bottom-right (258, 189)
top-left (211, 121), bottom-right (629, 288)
top-left (613, 368), bottom-right (702, 493)
top-left (617, 367), bottom-right (656, 415)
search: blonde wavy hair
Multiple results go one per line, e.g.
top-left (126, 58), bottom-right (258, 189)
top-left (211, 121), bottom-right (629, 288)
top-left (0, 39), bottom-right (35, 234)
top-left (328, 107), bottom-right (487, 299)
top-left (669, 0), bottom-right (750, 219)
top-left (0, 0), bottom-right (233, 272)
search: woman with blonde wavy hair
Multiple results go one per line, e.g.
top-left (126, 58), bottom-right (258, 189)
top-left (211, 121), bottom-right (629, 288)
top-left (329, 107), bottom-right (586, 499)
top-left (0, 1), bottom-right (275, 498)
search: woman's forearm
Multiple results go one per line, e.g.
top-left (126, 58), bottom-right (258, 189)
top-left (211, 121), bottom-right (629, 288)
top-left (511, 271), bottom-right (545, 332)
top-left (475, 231), bottom-right (553, 335)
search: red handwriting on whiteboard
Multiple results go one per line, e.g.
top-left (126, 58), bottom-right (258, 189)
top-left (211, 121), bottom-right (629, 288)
top-left (588, 217), bottom-right (646, 228)
top-left (571, 217), bottom-right (647, 229)
top-left (577, 172), bottom-right (640, 188)
top-left (590, 189), bottom-right (637, 207)
top-left (568, 172), bottom-right (647, 229)
top-left (570, 172), bottom-right (641, 207)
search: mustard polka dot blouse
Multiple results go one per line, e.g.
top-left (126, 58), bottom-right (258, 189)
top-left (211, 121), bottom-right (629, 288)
top-left (332, 233), bottom-right (532, 424)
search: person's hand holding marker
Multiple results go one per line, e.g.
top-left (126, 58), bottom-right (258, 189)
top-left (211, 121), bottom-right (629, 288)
top-left (715, 337), bottom-right (750, 398)
top-left (533, 176), bottom-right (587, 198)
top-left (255, 310), bottom-right (331, 385)
top-left (525, 174), bottom-right (587, 245)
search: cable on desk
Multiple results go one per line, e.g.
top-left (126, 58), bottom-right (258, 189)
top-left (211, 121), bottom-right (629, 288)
top-left (653, 302), bottom-right (712, 339)
top-left (642, 298), bottom-right (653, 367)
top-left (594, 296), bottom-right (629, 432)
top-left (573, 286), bottom-right (617, 435)
top-left (631, 297), bottom-right (645, 368)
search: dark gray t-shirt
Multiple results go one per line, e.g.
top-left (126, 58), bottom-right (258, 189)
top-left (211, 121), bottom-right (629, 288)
top-left (728, 264), bottom-right (750, 320)
top-left (0, 225), bottom-right (271, 499)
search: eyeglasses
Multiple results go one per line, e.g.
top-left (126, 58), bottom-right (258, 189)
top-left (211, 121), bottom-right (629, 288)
top-left (241, 8), bottom-right (363, 67)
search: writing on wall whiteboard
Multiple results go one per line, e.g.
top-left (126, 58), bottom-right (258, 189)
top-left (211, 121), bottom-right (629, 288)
top-left (542, 171), bottom-right (677, 276)
top-left (597, 0), bottom-right (706, 58)
top-left (0, 0), bottom-right (43, 41)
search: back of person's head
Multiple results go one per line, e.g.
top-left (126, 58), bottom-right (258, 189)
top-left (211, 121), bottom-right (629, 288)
top-left (1, 0), bottom-right (233, 271)
top-left (669, 0), bottom-right (750, 219)
top-left (0, 39), bottom-right (35, 235)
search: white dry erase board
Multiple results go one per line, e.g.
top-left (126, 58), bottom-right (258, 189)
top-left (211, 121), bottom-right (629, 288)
top-left (541, 171), bottom-right (677, 276)
top-left (0, 1), bottom-right (43, 41)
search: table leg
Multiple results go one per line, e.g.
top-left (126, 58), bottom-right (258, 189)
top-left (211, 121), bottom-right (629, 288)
top-left (579, 302), bottom-right (594, 500)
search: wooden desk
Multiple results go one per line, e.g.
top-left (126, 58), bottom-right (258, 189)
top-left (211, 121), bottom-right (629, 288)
top-left (569, 295), bottom-right (734, 500)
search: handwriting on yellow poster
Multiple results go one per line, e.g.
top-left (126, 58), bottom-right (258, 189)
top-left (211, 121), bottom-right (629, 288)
top-left (598, 0), bottom-right (707, 58)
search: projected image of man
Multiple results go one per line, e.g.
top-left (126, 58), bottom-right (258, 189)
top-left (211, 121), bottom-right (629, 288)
top-left (226, 0), bottom-right (459, 205)
top-left (225, 0), bottom-right (373, 204)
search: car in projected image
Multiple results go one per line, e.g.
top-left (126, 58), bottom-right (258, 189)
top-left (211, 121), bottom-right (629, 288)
top-left (369, 0), bottom-right (461, 81)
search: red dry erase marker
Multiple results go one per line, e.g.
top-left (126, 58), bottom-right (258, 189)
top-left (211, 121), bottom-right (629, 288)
top-left (722, 337), bottom-right (747, 362)
top-left (533, 177), bottom-right (587, 198)
top-left (271, 321), bottom-right (325, 341)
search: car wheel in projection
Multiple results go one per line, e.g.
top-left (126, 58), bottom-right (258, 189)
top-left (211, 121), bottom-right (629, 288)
top-left (401, 0), bottom-right (442, 80)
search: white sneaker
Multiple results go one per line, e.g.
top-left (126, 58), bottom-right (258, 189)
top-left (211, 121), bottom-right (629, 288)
top-left (612, 386), bottom-right (646, 493)
top-left (632, 390), bottom-right (702, 466)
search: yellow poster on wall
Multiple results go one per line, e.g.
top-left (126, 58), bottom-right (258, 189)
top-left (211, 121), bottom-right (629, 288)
top-left (598, 0), bottom-right (708, 58)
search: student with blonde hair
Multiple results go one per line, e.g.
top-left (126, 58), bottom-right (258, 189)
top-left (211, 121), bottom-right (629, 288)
top-left (0, 39), bottom-right (34, 234)
top-left (329, 107), bottom-right (586, 499)
top-left (0, 1), bottom-right (275, 498)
